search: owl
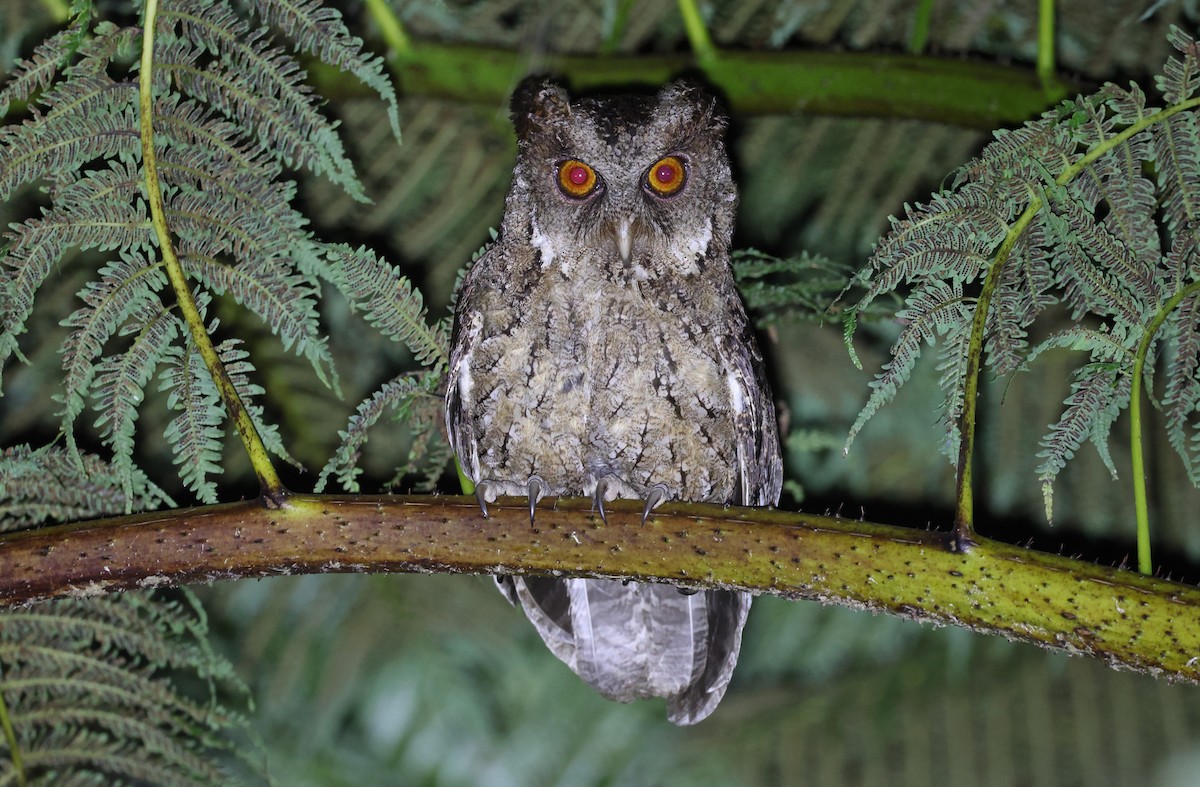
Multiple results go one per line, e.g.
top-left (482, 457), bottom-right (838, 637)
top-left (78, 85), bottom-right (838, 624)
top-left (446, 78), bottom-right (782, 725)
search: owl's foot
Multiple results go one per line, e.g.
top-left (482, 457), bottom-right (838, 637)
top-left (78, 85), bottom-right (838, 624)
top-left (474, 476), bottom-right (549, 523)
top-left (588, 475), bottom-right (671, 525)
top-left (642, 483), bottom-right (671, 524)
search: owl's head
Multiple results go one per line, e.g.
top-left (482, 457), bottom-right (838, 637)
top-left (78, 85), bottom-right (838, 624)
top-left (506, 78), bottom-right (736, 280)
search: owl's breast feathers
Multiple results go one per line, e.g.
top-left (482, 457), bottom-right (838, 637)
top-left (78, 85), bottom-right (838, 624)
top-left (450, 236), bottom-right (779, 501)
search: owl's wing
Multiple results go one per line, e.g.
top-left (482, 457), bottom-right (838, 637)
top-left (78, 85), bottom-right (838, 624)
top-left (445, 278), bottom-right (485, 485)
top-left (719, 314), bottom-right (783, 507)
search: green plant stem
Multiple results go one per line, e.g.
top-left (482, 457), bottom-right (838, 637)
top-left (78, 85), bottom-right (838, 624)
top-left (139, 0), bottom-right (286, 506)
top-left (2, 496), bottom-right (1200, 686)
top-left (677, 0), bottom-right (717, 62)
top-left (1037, 0), bottom-right (1059, 97)
top-left (908, 0), bottom-right (934, 54)
top-left (363, 0), bottom-right (412, 60)
top-left (953, 206), bottom-right (1041, 547)
top-left (38, 0), bottom-right (69, 23)
top-left (1130, 280), bottom-right (1200, 574)
top-left (602, 0), bottom-right (637, 55)
top-left (955, 95), bottom-right (1200, 549)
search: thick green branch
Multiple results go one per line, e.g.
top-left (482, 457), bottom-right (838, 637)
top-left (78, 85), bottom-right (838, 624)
top-left (1, 496), bottom-right (1197, 685)
top-left (310, 44), bottom-right (1082, 130)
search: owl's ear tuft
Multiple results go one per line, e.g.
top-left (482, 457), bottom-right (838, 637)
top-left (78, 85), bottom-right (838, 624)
top-left (657, 79), bottom-right (727, 134)
top-left (511, 77), bottom-right (572, 140)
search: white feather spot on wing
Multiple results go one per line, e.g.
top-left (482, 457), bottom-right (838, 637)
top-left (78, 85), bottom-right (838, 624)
top-left (726, 371), bottom-right (746, 413)
top-left (456, 349), bottom-right (474, 403)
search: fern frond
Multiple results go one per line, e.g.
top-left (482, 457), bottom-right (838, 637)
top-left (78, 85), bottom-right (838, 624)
top-left (1163, 233), bottom-right (1200, 486)
top-left (154, 120), bottom-right (337, 386)
top-left (1082, 86), bottom-right (1161, 262)
top-left (1026, 326), bottom-right (1135, 365)
top-left (379, 368), bottom-right (455, 493)
top-left (1158, 26), bottom-right (1200, 105)
top-left (0, 591), bottom-right (257, 785)
top-left (216, 337), bottom-right (300, 471)
top-left (1, 170), bottom-right (151, 374)
top-left (845, 30), bottom-right (1200, 524)
top-left (57, 250), bottom-right (167, 449)
top-left (1035, 365), bottom-right (1129, 522)
top-left (0, 28), bottom-right (77, 116)
top-left (153, 91), bottom-right (278, 175)
top-left (0, 445), bottom-right (173, 532)
top-left (159, 343), bottom-right (225, 504)
top-left (249, 0), bottom-right (402, 141)
top-left (859, 182), bottom-right (1010, 307)
top-left (154, 29), bottom-right (365, 202)
top-left (956, 113), bottom-right (1073, 197)
top-left (320, 243), bottom-right (449, 369)
top-left (933, 318), bottom-right (972, 460)
top-left (188, 252), bottom-right (335, 386)
top-left (390, 402), bottom-right (456, 492)
top-left (984, 219), bottom-right (1054, 376)
top-left (4, 0), bottom-right (410, 509)
top-left (846, 279), bottom-right (971, 453)
top-left (1151, 110), bottom-right (1200, 237)
top-left (732, 248), bottom-right (858, 324)
top-left (0, 71), bottom-right (139, 201)
top-left (1047, 196), bottom-right (1152, 324)
top-left (90, 300), bottom-right (181, 511)
top-left (315, 370), bottom-right (443, 493)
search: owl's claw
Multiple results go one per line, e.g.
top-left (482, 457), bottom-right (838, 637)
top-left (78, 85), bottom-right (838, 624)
top-left (527, 475), bottom-right (546, 525)
top-left (591, 474), bottom-right (617, 525)
top-left (475, 480), bottom-right (495, 518)
top-left (641, 483), bottom-right (670, 524)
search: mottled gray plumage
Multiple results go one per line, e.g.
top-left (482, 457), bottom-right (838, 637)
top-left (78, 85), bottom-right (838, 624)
top-left (446, 78), bottom-right (782, 725)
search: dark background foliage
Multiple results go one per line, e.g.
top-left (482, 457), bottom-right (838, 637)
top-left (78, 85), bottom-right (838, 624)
top-left (4, 0), bottom-right (1200, 784)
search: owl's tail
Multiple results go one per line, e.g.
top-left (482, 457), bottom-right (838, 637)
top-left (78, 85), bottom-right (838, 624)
top-left (497, 575), bottom-right (750, 725)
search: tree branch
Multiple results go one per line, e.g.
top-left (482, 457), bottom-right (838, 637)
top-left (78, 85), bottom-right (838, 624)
top-left (2, 496), bottom-right (1196, 684)
top-left (309, 43), bottom-right (1080, 130)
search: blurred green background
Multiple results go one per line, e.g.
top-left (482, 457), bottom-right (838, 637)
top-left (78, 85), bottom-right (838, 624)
top-left (5, 0), bottom-right (1200, 784)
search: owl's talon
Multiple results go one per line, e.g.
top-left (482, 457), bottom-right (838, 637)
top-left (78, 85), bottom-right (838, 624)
top-left (527, 475), bottom-right (546, 525)
top-left (475, 481), bottom-right (495, 518)
top-left (591, 474), bottom-right (617, 525)
top-left (641, 483), bottom-right (670, 524)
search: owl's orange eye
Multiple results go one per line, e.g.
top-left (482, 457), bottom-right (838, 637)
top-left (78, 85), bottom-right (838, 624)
top-left (557, 160), bottom-right (598, 199)
top-left (645, 156), bottom-right (686, 196)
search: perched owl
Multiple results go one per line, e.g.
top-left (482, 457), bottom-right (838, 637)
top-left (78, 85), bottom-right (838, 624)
top-left (446, 78), bottom-right (782, 725)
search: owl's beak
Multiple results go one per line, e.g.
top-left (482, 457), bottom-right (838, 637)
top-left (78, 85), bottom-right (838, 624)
top-left (613, 217), bottom-right (635, 263)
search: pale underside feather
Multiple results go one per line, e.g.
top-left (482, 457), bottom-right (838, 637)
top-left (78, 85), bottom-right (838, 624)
top-left (497, 575), bottom-right (751, 724)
